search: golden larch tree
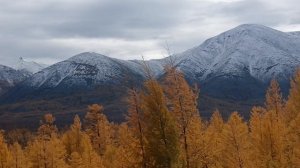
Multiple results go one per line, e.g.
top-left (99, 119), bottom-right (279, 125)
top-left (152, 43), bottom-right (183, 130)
top-left (284, 69), bottom-right (300, 167)
top-left (9, 142), bottom-right (30, 168)
top-left (126, 88), bottom-right (146, 167)
top-left (163, 66), bottom-right (200, 168)
top-left (84, 104), bottom-right (113, 156)
top-left (250, 80), bottom-right (287, 167)
top-left (141, 79), bottom-right (180, 167)
top-left (286, 69), bottom-right (300, 123)
top-left (63, 115), bottom-right (103, 168)
top-left (221, 112), bottom-right (252, 168)
top-left (27, 113), bottom-right (67, 168)
top-left (203, 109), bottom-right (225, 167)
top-left (37, 113), bottom-right (58, 140)
top-left (0, 130), bottom-right (13, 168)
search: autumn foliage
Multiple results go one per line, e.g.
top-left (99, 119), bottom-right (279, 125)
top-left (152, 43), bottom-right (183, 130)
top-left (0, 68), bottom-right (300, 168)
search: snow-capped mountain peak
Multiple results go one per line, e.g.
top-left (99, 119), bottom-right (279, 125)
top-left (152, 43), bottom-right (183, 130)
top-left (3, 24), bottom-right (300, 101)
top-left (15, 57), bottom-right (48, 74)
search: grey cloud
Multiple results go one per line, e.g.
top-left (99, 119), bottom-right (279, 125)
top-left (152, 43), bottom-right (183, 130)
top-left (0, 0), bottom-right (187, 39)
top-left (0, 0), bottom-right (299, 67)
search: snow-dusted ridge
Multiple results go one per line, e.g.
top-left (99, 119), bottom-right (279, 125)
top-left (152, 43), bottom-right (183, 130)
top-left (172, 24), bottom-right (300, 83)
top-left (5, 24), bottom-right (300, 100)
top-left (25, 52), bottom-right (164, 88)
top-left (14, 57), bottom-right (48, 74)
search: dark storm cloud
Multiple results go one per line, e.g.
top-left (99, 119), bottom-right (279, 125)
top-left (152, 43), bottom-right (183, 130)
top-left (0, 0), bottom-right (299, 67)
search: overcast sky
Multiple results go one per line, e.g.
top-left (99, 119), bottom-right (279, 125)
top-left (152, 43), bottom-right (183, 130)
top-left (0, 0), bottom-right (299, 67)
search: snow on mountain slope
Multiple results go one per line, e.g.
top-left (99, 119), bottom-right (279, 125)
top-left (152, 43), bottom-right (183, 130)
top-left (0, 65), bottom-right (28, 95)
top-left (162, 24), bottom-right (300, 99)
top-left (24, 52), bottom-right (148, 89)
top-left (3, 24), bottom-right (300, 101)
top-left (14, 57), bottom-right (48, 74)
top-left (173, 24), bottom-right (300, 84)
top-left (288, 31), bottom-right (300, 37)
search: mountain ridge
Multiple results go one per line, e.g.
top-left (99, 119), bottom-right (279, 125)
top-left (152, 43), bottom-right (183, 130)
top-left (1, 24), bottom-right (300, 128)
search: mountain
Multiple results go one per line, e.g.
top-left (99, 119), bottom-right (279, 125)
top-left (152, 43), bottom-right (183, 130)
top-left (0, 53), bottom-right (164, 128)
top-left (14, 57), bottom-right (48, 74)
top-left (1, 24), bottom-right (300, 129)
top-left (173, 24), bottom-right (300, 100)
top-left (0, 65), bottom-right (28, 95)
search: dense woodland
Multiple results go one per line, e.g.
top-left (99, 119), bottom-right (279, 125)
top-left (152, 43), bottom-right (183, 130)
top-left (0, 65), bottom-right (300, 168)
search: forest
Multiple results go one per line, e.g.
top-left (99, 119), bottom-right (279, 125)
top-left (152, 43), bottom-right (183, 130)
top-left (0, 65), bottom-right (300, 168)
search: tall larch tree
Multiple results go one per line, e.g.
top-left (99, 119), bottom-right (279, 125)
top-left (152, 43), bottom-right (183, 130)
top-left (265, 79), bottom-right (284, 116)
top-left (249, 106), bottom-right (267, 167)
top-left (141, 79), bottom-right (180, 168)
top-left (284, 70), bottom-right (300, 167)
top-left (63, 115), bottom-right (86, 157)
top-left (203, 109), bottom-right (225, 167)
top-left (0, 130), bottom-right (13, 168)
top-left (286, 69), bottom-right (300, 122)
top-left (46, 136), bottom-right (68, 168)
top-left (9, 142), bottom-right (30, 168)
top-left (285, 113), bottom-right (300, 167)
top-left (185, 116), bottom-right (209, 167)
top-left (68, 152), bottom-right (83, 168)
top-left (63, 115), bottom-right (103, 168)
top-left (27, 113), bottom-right (67, 168)
top-left (163, 65), bottom-right (200, 168)
top-left (221, 112), bottom-right (252, 168)
top-left (37, 113), bottom-right (58, 140)
top-left (250, 80), bottom-right (287, 167)
top-left (114, 123), bottom-right (142, 168)
top-left (84, 104), bottom-right (113, 156)
top-left (27, 136), bottom-right (68, 168)
top-left (126, 88), bottom-right (146, 167)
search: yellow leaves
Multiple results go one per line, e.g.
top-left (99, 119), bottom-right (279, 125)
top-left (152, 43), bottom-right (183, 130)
top-left (37, 113), bottom-right (58, 141)
top-left (265, 80), bottom-right (284, 113)
top-left (0, 131), bottom-right (13, 168)
top-left (27, 135), bottom-right (68, 168)
top-left (221, 112), bottom-right (252, 168)
top-left (10, 142), bottom-right (31, 168)
top-left (85, 104), bottom-right (113, 156)
top-left (69, 152), bottom-right (83, 168)
top-left (286, 69), bottom-right (300, 123)
top-left (1, 69), bottom-right (300, 168)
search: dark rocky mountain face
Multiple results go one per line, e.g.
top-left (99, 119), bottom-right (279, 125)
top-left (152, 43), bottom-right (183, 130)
top-left (1, 24), bottom-right (300, 129)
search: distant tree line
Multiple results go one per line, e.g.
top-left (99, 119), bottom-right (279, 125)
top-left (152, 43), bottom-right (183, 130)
top-left (0, 64), bottom-right (300, 168)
